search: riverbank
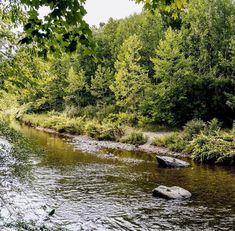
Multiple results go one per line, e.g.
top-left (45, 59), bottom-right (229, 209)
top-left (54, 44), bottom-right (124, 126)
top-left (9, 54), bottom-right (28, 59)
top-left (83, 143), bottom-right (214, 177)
top-left (21, 121), bottom-right (185, 158)
top-left (14, 113), bottom-right (235, 165)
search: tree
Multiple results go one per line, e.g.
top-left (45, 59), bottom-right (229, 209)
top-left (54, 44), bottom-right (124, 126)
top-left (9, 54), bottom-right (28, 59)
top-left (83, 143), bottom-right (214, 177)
top-left (181, 0), bottom-right (235, 75)
top-left (90, 65), bottom-right (114, 105)
top-left (111, 35), bottom-right (150, 114)
top-left (64, 67), bottom-right (87, 107)
top-left (0, 0), bottom-right (184, 54)
top-left (151, 28), bottom-right (194, 125)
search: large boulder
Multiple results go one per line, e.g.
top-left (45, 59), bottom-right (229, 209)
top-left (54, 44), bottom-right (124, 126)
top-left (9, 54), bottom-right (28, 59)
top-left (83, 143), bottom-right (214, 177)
top-left (152, 185), bottom-right (192, 199)
top-left (156, 155), bottom-right (190, 168)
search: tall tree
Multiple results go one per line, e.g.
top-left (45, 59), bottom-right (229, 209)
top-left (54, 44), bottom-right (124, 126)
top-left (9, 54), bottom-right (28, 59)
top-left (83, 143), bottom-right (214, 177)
top-left (111, 35), bottom-right (150, 114)
top-left (90, 65), bottom-right (114, 106)
top-left (151, 28), bottom-right (193, 125)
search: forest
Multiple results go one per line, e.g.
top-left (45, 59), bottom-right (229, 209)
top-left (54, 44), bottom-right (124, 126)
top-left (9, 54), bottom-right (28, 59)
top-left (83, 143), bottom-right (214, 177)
top-left (1, 0), bottom-right (235, 165)
top-left (0, 0), bottom-right (235, 230)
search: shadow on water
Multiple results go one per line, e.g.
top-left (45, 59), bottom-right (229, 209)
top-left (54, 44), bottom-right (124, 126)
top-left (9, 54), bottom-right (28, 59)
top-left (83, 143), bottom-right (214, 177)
top-left (1, 121), bottom-right (234, 230)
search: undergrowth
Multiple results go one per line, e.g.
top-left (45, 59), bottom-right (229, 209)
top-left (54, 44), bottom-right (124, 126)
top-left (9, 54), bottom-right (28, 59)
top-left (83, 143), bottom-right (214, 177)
top-left (18, 113), bottom-right (147, 145)
top-left (152, 119), bottom-right (235, 165)
top-left (120, 131), bottom-right (147, 145)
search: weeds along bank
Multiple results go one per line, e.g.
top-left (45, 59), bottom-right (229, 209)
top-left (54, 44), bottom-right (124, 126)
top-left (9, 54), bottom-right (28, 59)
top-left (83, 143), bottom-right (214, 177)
top-left (152, 119), bottom-right (235, 166)
top-left (16, 112), bottom-right (235, 166)
top-left (17, 113), bottom-right (147, 145)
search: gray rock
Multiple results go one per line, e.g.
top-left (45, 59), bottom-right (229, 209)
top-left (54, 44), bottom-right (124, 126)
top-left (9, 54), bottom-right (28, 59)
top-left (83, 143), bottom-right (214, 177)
top-left (152, 185), bottom-right (192, 199)
top-left (156, 155), bottom-right (190, 168)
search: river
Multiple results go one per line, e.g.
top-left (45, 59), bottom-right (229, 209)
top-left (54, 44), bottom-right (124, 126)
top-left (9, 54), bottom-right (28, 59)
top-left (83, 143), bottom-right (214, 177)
top-left (0, 122), bottom-right (234, 230)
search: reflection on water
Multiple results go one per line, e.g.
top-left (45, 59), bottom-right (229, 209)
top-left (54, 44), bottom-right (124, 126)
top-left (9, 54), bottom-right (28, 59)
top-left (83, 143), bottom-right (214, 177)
top-left (0, 122), bottom-right (234, 230)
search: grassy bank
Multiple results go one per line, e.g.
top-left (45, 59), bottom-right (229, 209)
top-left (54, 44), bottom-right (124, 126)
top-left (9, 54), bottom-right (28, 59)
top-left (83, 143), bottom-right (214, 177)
top-left (152, 119), bottom-right (235, 165)
top-left (15, 113), bottom-right (235, 165)
top-left (17, 113), bottom-right (147, 145)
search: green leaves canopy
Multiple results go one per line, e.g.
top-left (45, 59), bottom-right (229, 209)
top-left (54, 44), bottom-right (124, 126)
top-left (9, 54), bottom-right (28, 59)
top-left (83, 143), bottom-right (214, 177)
top-left (0, 0), bottom-right (185, 54)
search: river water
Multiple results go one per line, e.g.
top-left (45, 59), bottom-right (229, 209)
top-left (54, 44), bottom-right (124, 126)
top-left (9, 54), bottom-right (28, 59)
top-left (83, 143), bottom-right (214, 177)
top-left (0, 123), bottom-right (234, 230)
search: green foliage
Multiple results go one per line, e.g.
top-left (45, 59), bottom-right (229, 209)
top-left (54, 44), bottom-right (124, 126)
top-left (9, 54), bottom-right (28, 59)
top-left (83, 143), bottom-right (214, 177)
top-left (205, 118), bottom-right (222, 136)
top-left (20, 114), bottom-right (85, 135)
top-left (182, 119), bottom-right (206, 140)
top-left (90, 65), bottom-right (114, 105)
top-left (151, 28), bottom-right (195, 125)
top-left (1, 0), bottom-right (235, 137)
top-left (19, 113), bottom-right (124, 141)
top-left (107, 112), bottom-right (141, 126)
top-left (111, 35), bottom-right (150, 114)
top-left (120, 131), bottom-right (147, 145)
top-left (152, 118), bottom-right (235, 165)
top-left (64, 67), bottom-right (87, 107)
top-left (62, 105), bottom-right (80, 118)
top-left (85, 120), bottom-right (124, 141)
top-left (2, 0), bottom-right (183, 55)
top-left (185, 133), bottom-right (235, 165)
top-left (152, 132), bottom-right (186, 152)
top-left (0, 119), bottom-right (34, 179)
top-left (8, 0), bottom-right (94, 55)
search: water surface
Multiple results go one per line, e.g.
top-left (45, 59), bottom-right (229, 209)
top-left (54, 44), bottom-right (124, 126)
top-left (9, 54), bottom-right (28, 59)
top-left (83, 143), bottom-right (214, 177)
top-left (1, 123), bottom-right (234, 230)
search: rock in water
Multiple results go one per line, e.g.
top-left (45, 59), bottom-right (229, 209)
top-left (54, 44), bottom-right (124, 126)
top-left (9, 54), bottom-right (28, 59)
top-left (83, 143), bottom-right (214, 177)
top-left (156, 155), bottom-right (190, 168)
top-left (152, 185), bottom-right (192, 199)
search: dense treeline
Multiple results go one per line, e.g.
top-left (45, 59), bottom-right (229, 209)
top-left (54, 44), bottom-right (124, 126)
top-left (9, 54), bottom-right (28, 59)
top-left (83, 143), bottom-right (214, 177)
top-left (1, 0), bottom-right (235, 127)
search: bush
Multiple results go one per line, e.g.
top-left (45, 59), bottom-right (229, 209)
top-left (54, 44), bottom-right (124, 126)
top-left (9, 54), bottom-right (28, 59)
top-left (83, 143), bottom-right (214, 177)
top-left (182, 119), bottom-right (206, 140)
top-left (99, 123), bottom-right (124, 141)
top-left (63, 105), bottom-right (80, 118)
top-left (85, 120), bottom-right (124, 141)
top-left (107, 112), bottom-right (139, 126)
top-left (84, 120), bottom-right (102, 138)
top-left (152, 118), bottom-right (234, 165)
top-left (185, 133), bottom-right (235, 165)
top-left (204, 118), bottom-right (221, 135)
top-left (54, 118), bottom-right (85, 135)
top-left (120, 131), bottom-right (147, 145)
top-left (152, 133), bottom-right (187, 152)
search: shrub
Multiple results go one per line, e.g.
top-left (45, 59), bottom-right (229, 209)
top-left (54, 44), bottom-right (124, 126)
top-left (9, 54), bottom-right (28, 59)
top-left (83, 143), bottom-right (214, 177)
top-left (185, 133), bottom-right (235, 165)
top-left (182, 119), bottom-right (206, 140)
top-left (63, 105), bottom-right (80, 118)
top-left (120, 131), bottom-right (147, 145)
top-left (204, 118), bottom-right (221, 136)
top-left (80, 105), bottom-right (97, 119)
top-left (107, 112), bottom-right (139, 126)
top-left (54, 118), bottom-right (85, 135)
top-left (99, 123), bottom-right (124, 141)
top-left (84, 120), bottom-right (102, 138)
top-left (96, 105), bottom-right (117, 121)
top-left (152, 132), bottom-right (187, 152)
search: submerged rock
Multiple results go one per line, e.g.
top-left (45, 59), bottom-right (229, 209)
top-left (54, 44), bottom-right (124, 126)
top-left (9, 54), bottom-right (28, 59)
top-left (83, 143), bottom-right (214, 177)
top-left (156, 155), bottom-right (190, 168)
top-left (152, 185), bottom-right (192, 199)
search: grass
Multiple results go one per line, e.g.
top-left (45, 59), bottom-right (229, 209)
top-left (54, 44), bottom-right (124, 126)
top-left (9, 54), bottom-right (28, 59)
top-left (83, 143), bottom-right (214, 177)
top-left (152, 119), bottom-right (235, 165)
top-left (18, 113), bottom-right (148, 145)
top-left (16, 113), bottom-right (235, 165)
top-left (120, 131), bottom-right (147, 145)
